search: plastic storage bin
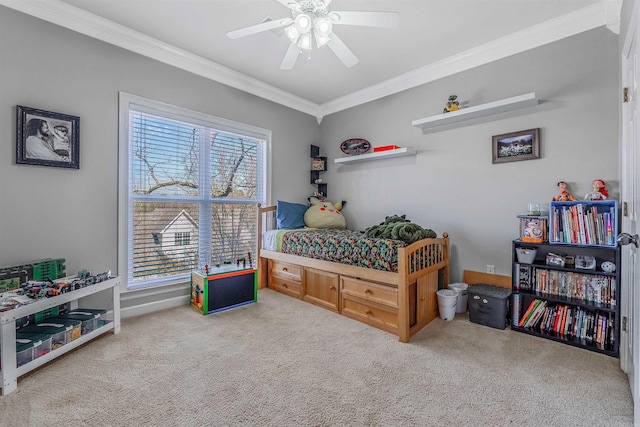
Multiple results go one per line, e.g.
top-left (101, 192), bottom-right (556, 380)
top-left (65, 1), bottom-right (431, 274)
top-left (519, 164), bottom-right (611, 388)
top-left (6, 333), bottom-right (53, 368)
top-left (468, 284), bottom-right (512, 329)
top-left (15, 339), bottom-right (36, 367)
top-left (16, 332), bottom-right (52, 359)
top-left (19, 323), bottom-right (72, 349)
top-left (41, 317), bottom-right (82, 341)
top-left (68, 308), bottom-right (107, 318)
top-left (448, 283), bottom-right (469, 313)
top-left (57, 313), bottom-right (97, 335)
top-left (516, 247), bottom-right (537, 264)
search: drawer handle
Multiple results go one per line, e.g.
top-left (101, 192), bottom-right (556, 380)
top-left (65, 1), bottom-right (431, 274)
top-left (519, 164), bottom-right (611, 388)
top-left (282, 283), bottom-right (288, 288)
top-left (364, 288), bottom-right (371, 294)
top-left (420, 296), bottom-right (425, 301)
top-left (329, 285), bottom-right (336, 291)
top-left (282, 267), bottom-right (288, 272)
top-left (365, 309), bottom-right (372, 315)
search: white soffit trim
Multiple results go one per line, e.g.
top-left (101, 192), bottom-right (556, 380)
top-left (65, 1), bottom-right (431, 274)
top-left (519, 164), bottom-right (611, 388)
top-left (0, 0), bottom-right (614, 123)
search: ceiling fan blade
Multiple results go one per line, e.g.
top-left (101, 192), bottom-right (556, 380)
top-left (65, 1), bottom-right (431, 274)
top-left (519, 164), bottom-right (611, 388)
top-left (329, 11), bottom-right (399, 28)
top-left (327, 34), bottom-right (358, 68)
top-left (276, 0), bottom-right (300, 10)
top-left (227, 18), bottom-right (293, 39)
top-left (280, 43), bottom-right (300, 70)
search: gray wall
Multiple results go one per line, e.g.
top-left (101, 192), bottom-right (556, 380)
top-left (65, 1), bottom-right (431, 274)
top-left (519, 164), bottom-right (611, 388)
top-left (319, 27), bottom-right (619, 282)
top-left (0, 6), bottom-right (620, 311)
top-left (0, 7), bottom-right (318, 310)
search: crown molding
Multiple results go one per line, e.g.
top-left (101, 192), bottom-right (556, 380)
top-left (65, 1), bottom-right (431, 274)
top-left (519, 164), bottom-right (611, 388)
top-left (0, 0), bottom-right (322, 118)
top-left (0, 0), bottom-right (616, 124)
top-left (604, 0), bottom-right (623, 34)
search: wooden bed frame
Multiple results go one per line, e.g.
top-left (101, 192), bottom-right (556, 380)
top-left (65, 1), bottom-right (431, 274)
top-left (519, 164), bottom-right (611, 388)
top-left (256, 204), bottom-right (450, 342)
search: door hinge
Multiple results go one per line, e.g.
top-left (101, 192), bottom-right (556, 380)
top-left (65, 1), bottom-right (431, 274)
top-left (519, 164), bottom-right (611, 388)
top-left (624, 87), bottom-right (629, 103)
top-left (623, 201), bottom-right (628, 217)
top-left (623, 316), bottom-right (628, 332)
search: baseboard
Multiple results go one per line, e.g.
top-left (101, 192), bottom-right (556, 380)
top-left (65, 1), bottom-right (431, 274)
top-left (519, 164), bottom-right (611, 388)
top-left (121, 295), bottom-right (190, 318)
top-left (462, 270), bottom-right (511, 288)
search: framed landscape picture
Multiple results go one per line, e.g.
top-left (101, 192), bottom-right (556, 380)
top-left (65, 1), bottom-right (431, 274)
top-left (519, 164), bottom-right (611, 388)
top-left (492, 128), bottom-right (540, 164)
top-left (16, 105), bottom-right (80, 169)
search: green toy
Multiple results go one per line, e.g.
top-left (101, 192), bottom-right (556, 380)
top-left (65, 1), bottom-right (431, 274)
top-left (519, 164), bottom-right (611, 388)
top-left (364, 215), bottom-right (436, 244)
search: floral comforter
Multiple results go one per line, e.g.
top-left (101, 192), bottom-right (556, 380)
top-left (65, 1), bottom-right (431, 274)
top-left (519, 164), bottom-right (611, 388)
top-left (279, 229), bottom-right (406, 272)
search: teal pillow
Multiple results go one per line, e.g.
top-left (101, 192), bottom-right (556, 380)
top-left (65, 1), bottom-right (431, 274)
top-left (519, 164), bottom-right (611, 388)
top-left (276, 200), bottom-right (308, 229)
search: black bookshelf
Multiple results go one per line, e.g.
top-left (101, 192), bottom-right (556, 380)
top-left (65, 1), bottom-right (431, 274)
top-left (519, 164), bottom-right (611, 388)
top-left (512, 239), bottom-right (621, 357)
top-left (310, 145), bottom-right (327, 198)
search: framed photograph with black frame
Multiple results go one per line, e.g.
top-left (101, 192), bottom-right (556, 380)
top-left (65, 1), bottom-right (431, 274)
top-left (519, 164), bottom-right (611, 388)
top-left (492, 128), bottom-right (540, 164)
top-left (16, 105), bottom-right (80, 169)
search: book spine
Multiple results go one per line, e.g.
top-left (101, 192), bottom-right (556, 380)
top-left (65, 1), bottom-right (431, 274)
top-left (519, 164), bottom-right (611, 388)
top-left (523, 299), bottom-right (543, 327)
top-left (610, 206), bottom-right (616, 245)
top-left (564, 307), bottom-right (573, 337)
top-left (518, 299), bottom-right (539, 327)
top-left (577, 204), bottom-right (586, 244)
top-left (540, 306), bottom-right (550, 332)
top-left (611, 278), bottom-right (616, 307)
top-left (574, 308), bottom-right (583, 339)
top-left (549, 306), bottom-right (558, 332)
top-left (560, 305), bottom-right (569, 336)
top-left (526, 301), bottom-right (547, 328)
top-left (553, 305), bottom-right (563, 334)
top-left (512, 293), bottom-right (521, 327)
top-left (596, 314), bottom-right (603, 345)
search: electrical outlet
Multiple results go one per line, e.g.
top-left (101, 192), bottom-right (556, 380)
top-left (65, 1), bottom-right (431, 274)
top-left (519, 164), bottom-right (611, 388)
top-left (486, 265), bottom-right (495, 274)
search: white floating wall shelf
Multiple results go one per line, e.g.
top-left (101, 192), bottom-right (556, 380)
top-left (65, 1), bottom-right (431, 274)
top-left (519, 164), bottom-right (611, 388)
top-left (334, 147), bottom-right (416, 164)
top-left (411, 92), bottom-right (538, 132)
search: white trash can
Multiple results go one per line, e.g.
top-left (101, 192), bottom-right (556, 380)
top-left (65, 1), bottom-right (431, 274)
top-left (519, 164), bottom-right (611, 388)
top-left (436, 289), bottom-right (457, 321)
top-left (448, 282), bottom-right (469, 313)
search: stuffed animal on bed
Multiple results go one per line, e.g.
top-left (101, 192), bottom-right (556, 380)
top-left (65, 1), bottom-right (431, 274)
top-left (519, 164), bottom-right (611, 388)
top-left (304, 197), bottom-right (346, 229)
top-left (365, 214), bottom-right (436, 243)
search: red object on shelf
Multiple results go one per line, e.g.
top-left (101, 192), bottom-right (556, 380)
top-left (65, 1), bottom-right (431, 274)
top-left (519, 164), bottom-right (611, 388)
top-left (373, 145), bottom-right (400, 152)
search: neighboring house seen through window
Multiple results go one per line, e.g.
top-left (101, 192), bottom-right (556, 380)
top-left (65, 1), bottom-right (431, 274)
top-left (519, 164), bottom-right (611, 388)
top-left (119, 93), bottom-right (270, 290)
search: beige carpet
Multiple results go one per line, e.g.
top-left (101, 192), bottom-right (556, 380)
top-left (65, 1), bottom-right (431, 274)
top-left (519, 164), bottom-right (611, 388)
top-left (0, 288), bottom-right (633, 426)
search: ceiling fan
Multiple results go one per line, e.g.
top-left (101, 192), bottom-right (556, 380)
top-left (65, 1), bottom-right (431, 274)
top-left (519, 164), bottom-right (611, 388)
top-left (226, 0), bottom-right (399, 70)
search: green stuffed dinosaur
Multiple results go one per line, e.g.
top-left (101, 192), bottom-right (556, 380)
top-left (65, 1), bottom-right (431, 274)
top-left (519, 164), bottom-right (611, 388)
top-left (364, 215), bottom-right (436, 244)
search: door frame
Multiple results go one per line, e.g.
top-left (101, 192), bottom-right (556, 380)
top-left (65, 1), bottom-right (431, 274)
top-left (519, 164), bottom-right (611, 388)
top-left (620, 1), bottom-right (640, 423)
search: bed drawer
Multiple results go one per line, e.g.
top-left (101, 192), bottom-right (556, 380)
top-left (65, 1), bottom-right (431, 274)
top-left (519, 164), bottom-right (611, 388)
top-left (341, 276), bottom-right (397, 309)
top-left (270, 276), bottom-right (303, 299)
top-left (304, 268), bottom-right (339, 312)
top-left (341, 297), bottom-right (398, 332)
top-left (269, 260), bottom-right (302, 282)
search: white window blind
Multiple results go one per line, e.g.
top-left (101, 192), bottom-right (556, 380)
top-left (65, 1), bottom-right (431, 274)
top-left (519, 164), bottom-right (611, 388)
top-left (119, 93), bottom-right (269, 290)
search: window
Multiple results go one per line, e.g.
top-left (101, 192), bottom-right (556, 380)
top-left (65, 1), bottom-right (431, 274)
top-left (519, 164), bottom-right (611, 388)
top-left (118, 93), bottom-right (270, 290)
top-left (174, 232), bottom-right (191, 246)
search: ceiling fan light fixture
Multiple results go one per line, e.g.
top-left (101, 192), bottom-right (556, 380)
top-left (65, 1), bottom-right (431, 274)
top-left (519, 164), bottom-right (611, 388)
top-left (294, 13), bottom-right (312, 33)
top-left (284, 25), bottom-right (300, 42)
top-left (314, 30), bottom-right (330, 48)
top-left (297, 32), bottom-right (312, 50)
top-left (229, 0), bottom-right (399, 69)
top-left (313, 17), bottom-right (332, 37)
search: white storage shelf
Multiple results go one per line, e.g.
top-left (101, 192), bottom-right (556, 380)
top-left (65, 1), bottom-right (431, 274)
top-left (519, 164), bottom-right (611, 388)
top-left (411, 92), bottom-right (539, 132)
top-left (334, 147), bottom-right (416, 164)
top-left (0, 276), bottom-right (121, 395)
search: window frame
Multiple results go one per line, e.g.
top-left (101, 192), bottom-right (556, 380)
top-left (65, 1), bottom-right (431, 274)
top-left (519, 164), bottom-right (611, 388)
top-left (118, 92), bottom-right (271, 291)
top-left (174, 232), bottom-right (191, 246)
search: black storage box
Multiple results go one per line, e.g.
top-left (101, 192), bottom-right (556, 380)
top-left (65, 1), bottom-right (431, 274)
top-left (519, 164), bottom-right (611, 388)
top-left (468, 284), bottom-right (512, 329)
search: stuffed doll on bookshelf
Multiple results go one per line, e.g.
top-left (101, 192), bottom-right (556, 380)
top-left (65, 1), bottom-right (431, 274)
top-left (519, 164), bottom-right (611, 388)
top-left (552, 181), bottom-right (576, 201)
top-left (585, 179), bottom-right (609, 200)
